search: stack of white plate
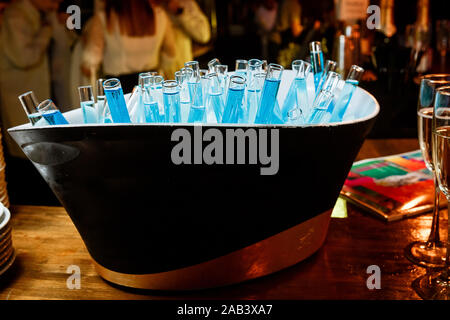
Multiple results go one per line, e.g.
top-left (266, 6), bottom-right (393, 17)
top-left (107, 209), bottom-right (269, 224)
top-left (0, 202), bottom-right (15, 276)
top-left (0, 129), bottom-right (9, 208)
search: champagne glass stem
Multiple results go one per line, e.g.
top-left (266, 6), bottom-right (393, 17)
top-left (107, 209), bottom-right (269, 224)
top-left (426, 174), bottom-right (441, 246)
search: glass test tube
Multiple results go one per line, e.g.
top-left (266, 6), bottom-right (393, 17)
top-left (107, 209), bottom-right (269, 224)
top-left (78, 85), bottom-right (96, 124)
top-left (329, 65), bottom-right (365, 122)
top-left (222, 75), bottom-right (246, 123)
top-left (205, 72), bottom-right (224, 123)
top-left (18, 91), bottom-right (46, 125)
top-left (316, 60), bottom-right (337, 95)
top-left (37, 99), bottom-right (69, 125)
top-left (235, 59), bottom-right (248, 79)
top-left (245, 59), bottom-right (263, 124)
top-left (140, 73), bottom-right (161, 123)
top-left (308, 71), bottom-right (341, 124)
top-left (215, 64), bottom-right (229, 96)
top-left (103, 78), bottom-right (131, 123)
top-left (281, 60), bottom-right (312, 124)
top-left (163, 80), bottom-right (181, 123)
top-left (255, 63), bottom-right (284, 124)
top-left (96, 79), bottom-right (112, 123)
top-left (207, 58), bottom-right (221, 73)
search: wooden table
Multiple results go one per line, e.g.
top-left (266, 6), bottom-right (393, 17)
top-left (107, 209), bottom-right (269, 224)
top-left (0, 139), bottom-right (447, 300)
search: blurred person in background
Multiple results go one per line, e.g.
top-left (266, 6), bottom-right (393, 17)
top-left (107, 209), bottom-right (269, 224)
top-left (80, 0), bottom-right (176, 93)
top-left (0, 0), bottom-right (62, 158)
top-left (0, 0), bottom-right (62, 206)
top-left (50, 2), bottom-right (78, 111)
top-left (163, 0), bottom-right (211, 75)
top-left (254, 0), bottom-right (279, 62)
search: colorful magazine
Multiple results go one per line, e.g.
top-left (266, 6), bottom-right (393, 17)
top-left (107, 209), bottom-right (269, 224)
top-left (340, 150), bottom-right (446, 222)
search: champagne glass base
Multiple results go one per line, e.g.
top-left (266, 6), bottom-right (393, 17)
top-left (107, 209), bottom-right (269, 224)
top-left (412, 271), bottom-right (450, 300)
top-left (404, 241), bottom-right (447, 268)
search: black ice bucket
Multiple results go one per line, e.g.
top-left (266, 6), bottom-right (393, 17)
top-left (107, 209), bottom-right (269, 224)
top-left (8, 73), bottom-right (379, 290)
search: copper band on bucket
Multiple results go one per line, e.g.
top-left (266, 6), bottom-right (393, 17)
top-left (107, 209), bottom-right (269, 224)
top-left (93, 210), bottom-right (332, 291)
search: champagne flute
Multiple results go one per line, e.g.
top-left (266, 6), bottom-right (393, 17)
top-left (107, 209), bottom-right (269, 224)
top-left (405, 74), bottom-right (450, 268)
top-left (414, 86), bottom-right (450, 300)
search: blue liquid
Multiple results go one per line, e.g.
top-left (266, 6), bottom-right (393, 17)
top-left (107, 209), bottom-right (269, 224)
top-left (188, 81), bottom-right (203, 108)
top-left (81, 101), bottom-right (96, 124)
top-left (143, 101), bottom-right (161, 123)
top-left (163, 91), bottom-right (181, 123)
top-left (104, 86), bottom-right (131, 123)
top-left (247, 89), bottom-right (260, 124)
top-left (180, 102), bottom-right (190, 123)
top-left (255, 78), bottom-right (281, 124)
top-left (329, 80), bottom-right (358, 122)
top-left (207, 92), bottom-right (224, 123)
top-left (271, 101), bottom-right (284, 124)
top-left (188, 106), bottom-right (206, 123)
top-left (222, 87), bottom-right (245, 123)
top-left (41, 110), bottom-right (69, 125)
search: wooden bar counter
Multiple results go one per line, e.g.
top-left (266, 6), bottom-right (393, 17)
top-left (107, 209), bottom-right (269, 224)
top-left (0, 139), bottom-right (446, 300)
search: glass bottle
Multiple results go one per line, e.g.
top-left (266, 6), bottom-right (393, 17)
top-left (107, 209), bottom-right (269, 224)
top-left (308, 71), bottom-right (341, 124)
top-left (103, 78), bottom-right (131, 123)
top-left (281, 60), bottom-right (312, 124)
top-left (18, 91), bottom-right (47, 125)
top-left (78, 86), bottom-right (97, 124)
top-left (37, 99), bottom-right (69, 125)
top-left (329, 65), bottom-right (365, 122)
top-left (163, 80), bottom-right (181, 123)
top-left (310, 41), bottom-right (325, 94)
top-left (255, 63), bottom-right (284, 124)
top-left (222, 75), bottom-right (246, 124)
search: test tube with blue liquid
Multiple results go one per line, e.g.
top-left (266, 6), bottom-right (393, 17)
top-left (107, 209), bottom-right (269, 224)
top-left (329, 65), bottom-right (365, 123)
top-left (37, 99), bottom-right (69, 125)
top-left (185, 61), bottom-right (206, 123)
top-left (244, 59), bottom-right (263, 124)
top-left (163, 80), bottom-right (181, 123)
top-left (78, 86), bottom-right (97, 124)
top-left (207, 58), bottom-right (221, 74)
top-left (281, 60), bottom-right (312, 124)
top-left (205, 72), bottom-right (224, 123)
top-left (222, 75), bottom-right (246, 123)
top-left (308, 71), bottom-right (341, 124)
top-left (96, 79), bottom-right (112, 123)
top-left (151, 75), bottom-right (166, 122)
top-left (176, 69), bottom-right (192, 123)
top-left (18, 91), bottom-right (48, 126)
top-left (235, 59), bottom-right (248, 80)
top-left (215, 64), bottom-right (229, 100)
top-left (316, 60), bottom-right (337, 95)
top-left (130, 73), bottom-right (151, 123)
top-left (200, 69), bottom-right (209, 107)
top-left (140, 74), bottom-right (161, 123)
top-left (103, 78), bottom-right (131, 123)
top-left (310, 41), bottom-right (324, 94)
top-left (255, 63), bottom-right (284, 124)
